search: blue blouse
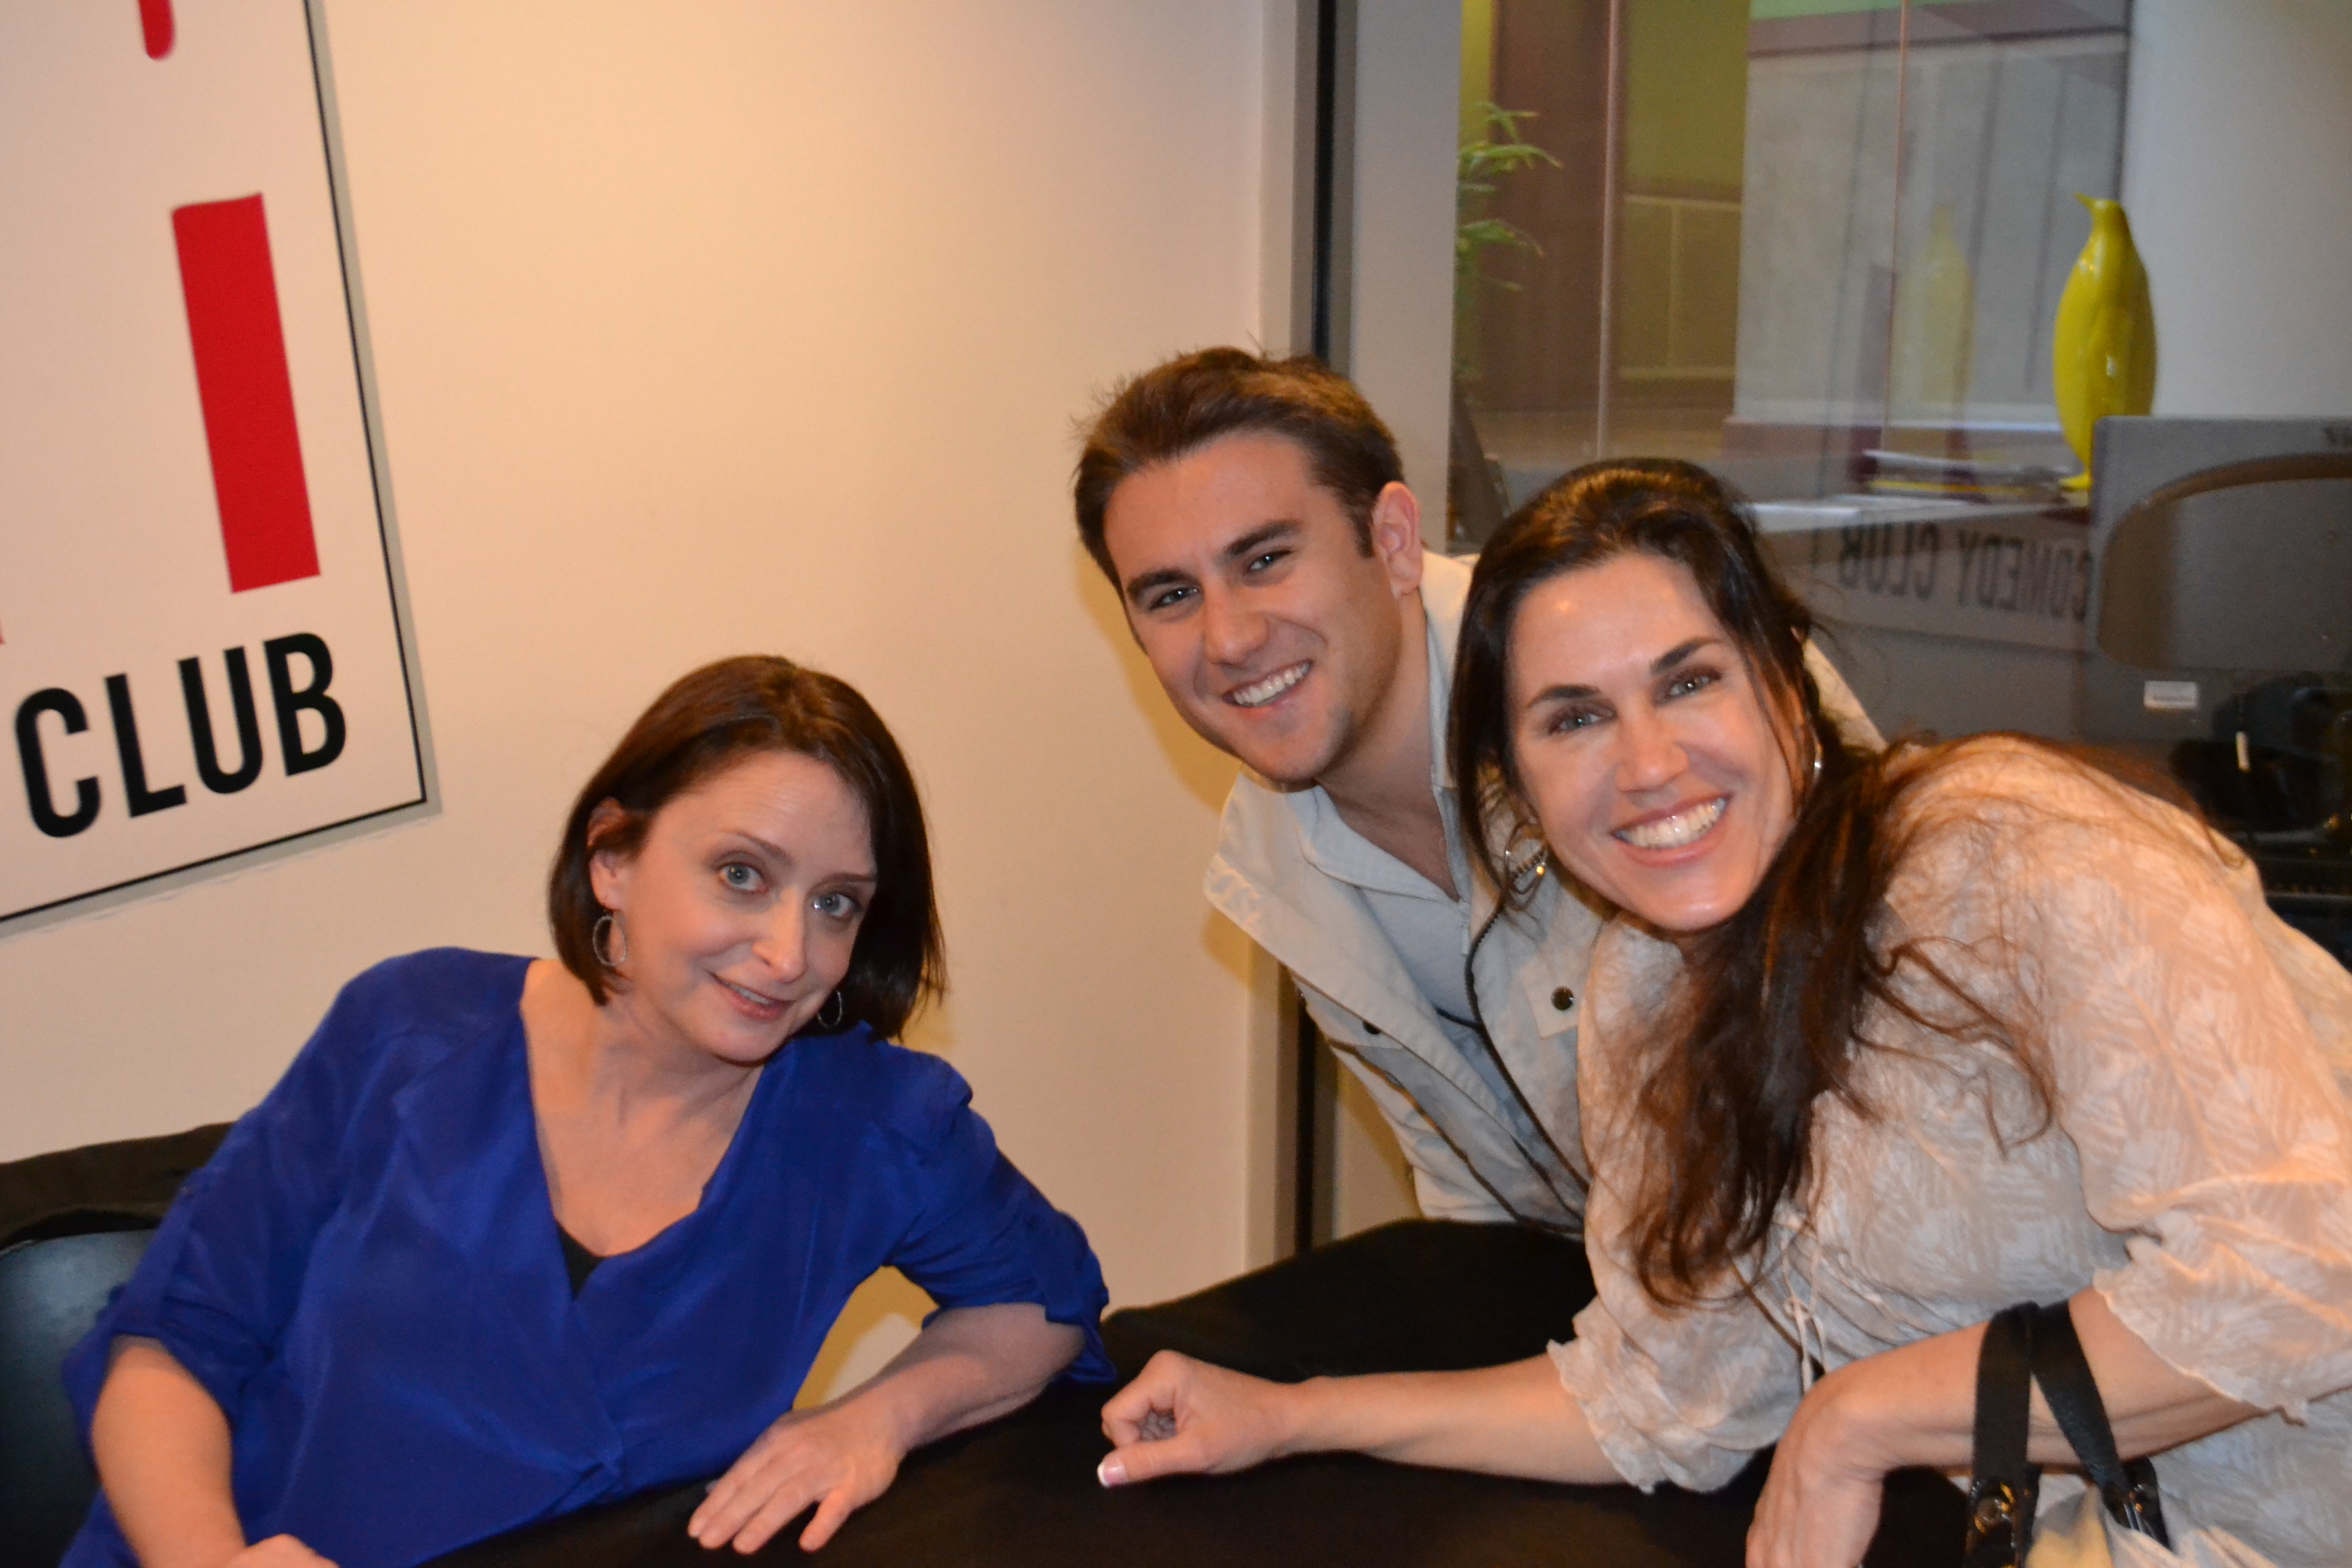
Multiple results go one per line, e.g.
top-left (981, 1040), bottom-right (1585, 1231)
top-left (63, 949), bottom-right (1111, 1568)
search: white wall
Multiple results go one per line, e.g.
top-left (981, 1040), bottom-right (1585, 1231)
top-left (0, 2), bottom-right (1281, 1313)
top-left (2123, 0), bottom-right (2352, 416)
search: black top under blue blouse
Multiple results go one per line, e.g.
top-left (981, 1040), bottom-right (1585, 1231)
top-left (62, 949), bottom-right (1111, 1568)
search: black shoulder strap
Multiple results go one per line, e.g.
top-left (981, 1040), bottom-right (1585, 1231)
top-left (2027, 1301), bottom-right (2172, 1548)
top-left (1965, 1303), bottom-right (2043, 1568)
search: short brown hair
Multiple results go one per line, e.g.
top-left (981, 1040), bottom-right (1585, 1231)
top-left (1073, 347), bottom-right (1402, 582)
top-left (547, 655), bottom-right (943, 1037)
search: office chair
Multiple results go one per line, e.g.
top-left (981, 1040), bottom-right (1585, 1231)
top-left (0, 1122), bottom-right (229, 1568)
top-left (0, 1224), bottom-right (156, 1568)
top-left (2089, 435), bottom-right (2352, 964)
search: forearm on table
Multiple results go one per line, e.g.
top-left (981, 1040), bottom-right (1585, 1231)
top-left (1822, 1288), bottom-right (2262, 1475)
top-left (1280, 1355), bottom-right (1622, 1484)
top-left (838, 1303), bottom-right (1083, 1452)
top-left (88, 1337), bottom-right (247, 1568)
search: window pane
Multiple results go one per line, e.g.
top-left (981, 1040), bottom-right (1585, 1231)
top-left (1450, 0), bottom-right (2131, 532)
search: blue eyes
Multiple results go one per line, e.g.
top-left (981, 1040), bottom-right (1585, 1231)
top-left (1541, 667), bottom-right (1721, 735)
top-left (717, 864), bottom-right (862, 923)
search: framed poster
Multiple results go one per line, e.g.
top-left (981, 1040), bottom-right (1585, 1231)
top-left (0, 0), bottom-right (431, 933)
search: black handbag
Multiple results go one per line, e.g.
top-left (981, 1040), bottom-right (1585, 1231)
top-left (1963, 1301), bottom-right (2172, 1568)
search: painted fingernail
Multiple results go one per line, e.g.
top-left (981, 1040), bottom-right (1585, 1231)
top-left (1097, 1455), bottom-right (1127, 1488)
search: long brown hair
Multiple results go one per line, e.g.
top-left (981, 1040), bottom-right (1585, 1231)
top-left (1451, 461), bottom-right (2054, 1305)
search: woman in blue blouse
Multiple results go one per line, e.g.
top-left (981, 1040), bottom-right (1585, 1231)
top-left (65, 655), bottom-right (1111, 1568)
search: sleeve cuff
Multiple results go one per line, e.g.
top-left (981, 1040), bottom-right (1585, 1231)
top-left (917, 1199), bottom-right (1114, 1385)
top-left (1546, 1303), bottom-right (1778, 1494)
top-left (2093, 1240), bottom-right (2352, 1425)
top-left (1548, 1335), bottom-right (1667, 1491)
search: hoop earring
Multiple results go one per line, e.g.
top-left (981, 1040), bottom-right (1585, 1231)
top-left (1810, 751), bottom-right (1823, 785)
top-left (816, 990), bottom-right (847, 1032)
top-left (1504, 815), bottom-right (1551, 891)
top-left (591, 911), bottom-right (629, 968)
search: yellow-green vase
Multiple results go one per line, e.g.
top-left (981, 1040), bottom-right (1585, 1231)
top-left (1892, 203), bottom-right (1976, 418)
top-left (2053, 195), bottom-right (2156, 492)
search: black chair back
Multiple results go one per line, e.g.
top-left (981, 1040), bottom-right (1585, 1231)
top-left (0, 1226), bottom-right (159, 1568)
top-left (0, 1222), bottom-right (156, 1568)
top-left (0, 1123), bottom-right (228, 1568)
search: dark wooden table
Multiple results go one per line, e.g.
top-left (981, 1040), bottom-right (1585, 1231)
top-left (434, 1380), bottom-right (1955, 1568)
top-left (436, 1222), bottom-right (1968, 1567)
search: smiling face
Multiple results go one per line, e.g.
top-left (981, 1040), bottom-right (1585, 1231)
top-left (589, 749), bottom-right (876, 1065)
top-left (1101, 431), bottom-right (1425, 790)
top-left (1506, 552), bottom-right (1801, 933)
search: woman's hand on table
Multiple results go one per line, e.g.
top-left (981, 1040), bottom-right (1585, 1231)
top-left (225, 1539), bottom-right (338, 1568)
top-left (691, 1303), bottom-right (1081, 1552)
top-left (1102, 1350), bottom-right (1618, 1487)
top-left (1745, 1360), bottom-right (1894, 1568)
top-left (1097, 1351), bottom-right (1304, 1484)
top-left (689, 1398), bottom-right (904, 1553)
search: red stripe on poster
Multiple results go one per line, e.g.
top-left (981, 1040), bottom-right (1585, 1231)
top-left (139, 0), bottom-right (174, 59)
top-left (172, 194), bottom-right (321, 593)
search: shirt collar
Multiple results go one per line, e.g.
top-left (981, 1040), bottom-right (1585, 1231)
top-left (1288, 574), bottom-right (1469, 904)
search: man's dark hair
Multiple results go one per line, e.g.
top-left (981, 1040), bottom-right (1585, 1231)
top-left (549, 655), bottom-right (944, 1038)
top-left (1073, 347), bottom-right (1403, 583)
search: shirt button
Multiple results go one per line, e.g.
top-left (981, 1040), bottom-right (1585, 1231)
top-left (1551, 987), bottom-right (1575, 1011)
top-left (1363, 1022), bottom-right (1382, 1036)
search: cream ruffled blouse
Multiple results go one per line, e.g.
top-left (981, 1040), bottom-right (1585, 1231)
top-left (1552, 739), bottom-right (2352, 1568)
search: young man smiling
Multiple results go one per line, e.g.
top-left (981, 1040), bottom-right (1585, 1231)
top-left (1075, 348), bottom-right (1880, 1235)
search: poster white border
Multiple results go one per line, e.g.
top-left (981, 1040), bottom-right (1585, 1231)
top-left (0, 0), bottom-right (437, 939)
